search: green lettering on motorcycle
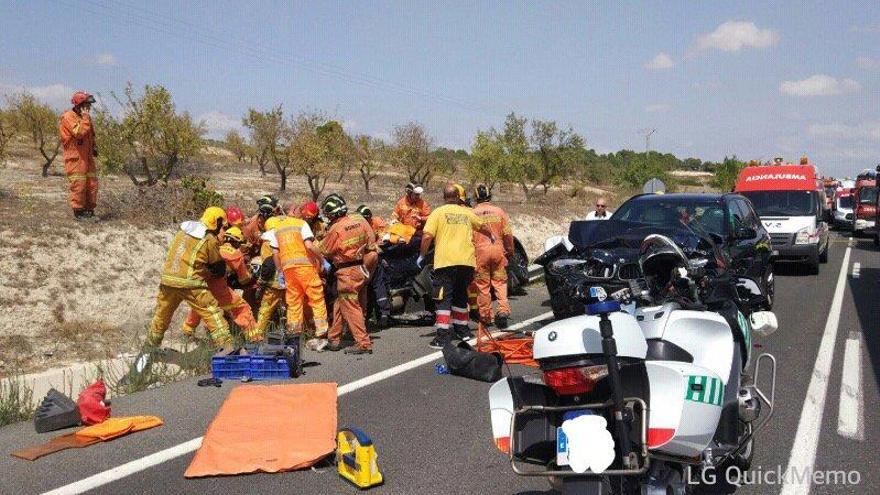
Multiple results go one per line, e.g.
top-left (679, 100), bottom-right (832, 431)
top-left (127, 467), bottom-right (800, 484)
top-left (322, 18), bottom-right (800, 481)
top-left (686, 375), bottom-right (723, 406)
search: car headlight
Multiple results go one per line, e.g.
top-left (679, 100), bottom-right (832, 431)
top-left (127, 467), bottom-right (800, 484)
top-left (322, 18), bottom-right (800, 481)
top-left (795, 227), bottom-right (819, 245)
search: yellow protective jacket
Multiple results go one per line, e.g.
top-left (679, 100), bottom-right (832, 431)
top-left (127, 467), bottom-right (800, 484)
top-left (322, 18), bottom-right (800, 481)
top-left (160, 221), bottom-right (223, 289)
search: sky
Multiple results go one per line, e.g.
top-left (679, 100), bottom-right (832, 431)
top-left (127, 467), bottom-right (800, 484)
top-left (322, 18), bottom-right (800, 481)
top-left (1, 0), bottom-right (878, 177)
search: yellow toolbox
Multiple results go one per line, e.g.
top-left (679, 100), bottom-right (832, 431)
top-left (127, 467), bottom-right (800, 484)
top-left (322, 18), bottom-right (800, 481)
top-left (336, 427), bottom-right (384, 489)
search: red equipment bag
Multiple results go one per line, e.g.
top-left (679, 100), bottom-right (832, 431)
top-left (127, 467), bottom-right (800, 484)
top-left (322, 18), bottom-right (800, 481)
top-left (77, 380), bottom-right (111, 425)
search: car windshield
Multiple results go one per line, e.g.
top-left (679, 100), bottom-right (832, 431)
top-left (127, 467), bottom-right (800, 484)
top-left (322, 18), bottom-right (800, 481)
top-left (859, 187), bottom-right (877, 204)
top-left (740, 190), bottom-right (816, 217)
top-left (838, 196), bottom-right (853, 209)
top-left (610, 198), bottom-right (727, 236)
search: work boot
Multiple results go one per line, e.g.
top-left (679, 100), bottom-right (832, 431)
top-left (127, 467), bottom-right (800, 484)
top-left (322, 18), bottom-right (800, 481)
top-left (326, 341), bottom-right (346, 352)
top-left (344, 347), bottom-right (373, 355)
top-left (73, 209), bottom-right (86, 220)
top-left (453, 325), bottom-right (474, 341)
top-left (495, 313), bottom-right (510, 330)
top-left (428, 337), bottom-right (448, 350)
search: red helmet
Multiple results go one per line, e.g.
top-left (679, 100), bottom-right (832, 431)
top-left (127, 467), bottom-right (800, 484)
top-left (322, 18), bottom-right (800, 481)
top-left (71, 91), bottom-right (95, 106)
top-left (300, 201), bottom-right (319, 220)
top-left (225, 206), bottom-right (245, 226)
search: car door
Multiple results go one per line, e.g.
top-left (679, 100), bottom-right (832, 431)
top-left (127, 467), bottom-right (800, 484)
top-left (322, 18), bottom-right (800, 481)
top-left (743, 199), bottom-right (772, 278)
top-left (727, 199), bottom-right (758, 276)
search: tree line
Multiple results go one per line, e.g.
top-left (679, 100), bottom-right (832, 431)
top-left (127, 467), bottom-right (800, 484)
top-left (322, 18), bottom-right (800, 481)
top-left (0, 83), bottom-right (733, 199)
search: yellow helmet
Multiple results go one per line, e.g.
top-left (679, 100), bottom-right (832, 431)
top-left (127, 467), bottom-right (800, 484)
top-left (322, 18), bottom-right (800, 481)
top-left (264, 215), bottom-right (285, 232)
top-left (453, 183), bottom-right (466, 203)
top-left (225, 226), bottom-right (245, 244)
top-left (200, 206), bottom-right (228, 230)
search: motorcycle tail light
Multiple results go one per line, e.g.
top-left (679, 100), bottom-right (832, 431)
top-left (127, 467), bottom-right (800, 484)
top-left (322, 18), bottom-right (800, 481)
top-left (493, 436), bottom-right (511, 454)
top-left (543, 365), bottom-right (607, 395)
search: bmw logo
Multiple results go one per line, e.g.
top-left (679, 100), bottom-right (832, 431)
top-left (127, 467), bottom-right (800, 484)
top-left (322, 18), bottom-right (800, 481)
top-left (548, 331), bottom-right (558, 342)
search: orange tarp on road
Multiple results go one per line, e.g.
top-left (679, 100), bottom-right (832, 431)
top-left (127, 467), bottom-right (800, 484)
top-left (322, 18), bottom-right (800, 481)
top-left (185, 382), bottom-right (338, 478)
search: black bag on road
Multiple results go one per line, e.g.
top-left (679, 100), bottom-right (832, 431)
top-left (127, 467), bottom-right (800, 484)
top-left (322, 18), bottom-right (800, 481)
top-left (441, 341), bottom-right (503, 383)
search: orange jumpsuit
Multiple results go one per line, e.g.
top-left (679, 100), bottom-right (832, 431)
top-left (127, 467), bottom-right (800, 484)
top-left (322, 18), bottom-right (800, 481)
top-left (240, 214), bottom-right (265, 311)
top-left (322, 215), bottom-right (376, 350)
top-left (393, 196), bottom-right (431, 230)
top-left (273, 217), bottom-right (328, 336)
top-left (367, 215), bottom-right (388, 236)
top-left (473, 202), bottom-right (514, 323)
top-left (59, 109), bottom-right (97, 213)
top-left (182, 243), bottom-right (257, 340)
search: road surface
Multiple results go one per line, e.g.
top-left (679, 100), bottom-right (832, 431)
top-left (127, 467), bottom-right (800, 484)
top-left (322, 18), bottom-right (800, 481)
top-left (1, 232), bottom-right (875, 495)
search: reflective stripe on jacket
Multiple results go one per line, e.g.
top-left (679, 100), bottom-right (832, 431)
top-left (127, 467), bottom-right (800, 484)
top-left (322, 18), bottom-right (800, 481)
top-left (160, 229), bottom-right (221, 288)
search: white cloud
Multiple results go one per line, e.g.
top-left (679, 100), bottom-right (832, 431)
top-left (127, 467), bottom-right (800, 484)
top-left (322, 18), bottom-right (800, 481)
top-left (645, 103), bottom-right (672, 113)
top-left (86, 53), bottom-right (118, 66)
top-left (0, 82), bottom-right (74, 109)
top-left (198, 111), bottom-right (242, 138)
top-left (645, 52), bottom-right (675, 70)
top-left (807, 121), bottom-right (880, 141)
top-left (856, 56), bottom-right (880, 71)
top-left (695, 21), bottom-right (778, 52)
top-left (779, 75), bottom-right (861, 96)
top-left (850, 23), bottom-right (880, 34)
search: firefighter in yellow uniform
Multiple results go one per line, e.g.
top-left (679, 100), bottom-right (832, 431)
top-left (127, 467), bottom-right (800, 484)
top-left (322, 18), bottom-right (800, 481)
top-left (253, 216), bottom-right (289, 341)
top-left (262, 215), bottom-right (330, 347)
top-left (146, 207), bottom-right (232, 349)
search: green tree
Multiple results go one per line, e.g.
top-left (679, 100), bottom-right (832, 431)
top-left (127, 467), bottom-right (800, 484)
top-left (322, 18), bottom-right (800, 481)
top-left (224, 129), bottom-right (249, 163)
top-left (354, 134), bottom-right (385, 196)
top-left (391, 121), bottom-right (436, 186)
top-left (0, 106), bottom-right (17, 166)
top-left (498, 113), bottom-right (534, 198)
top-left (711, 155), bottom-right (746, 192)
top-left (466, 130), bottom-right (505, 191)
top-left (242, 107), bottom-right (284, 178)
top-left (530, 119), bottom-right (585, 195)
top-left (100, 84), bottom-right (204, 186)
top-left (288, 113), bottom-right (354, 199)
top-left (613, 154), bottom-right (669, 190)
top-left (6, 93), bottom-right (61, 177)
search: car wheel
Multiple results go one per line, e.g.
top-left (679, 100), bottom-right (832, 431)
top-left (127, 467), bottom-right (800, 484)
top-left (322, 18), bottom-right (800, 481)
top-left (819, 244), bottom-right (829, 263)
top-left (874, 235), bottom-right (879, 247)
top-left (763, 267), bottom-right (775, 310)
top-left (808, 261), bottom-right (820, 275)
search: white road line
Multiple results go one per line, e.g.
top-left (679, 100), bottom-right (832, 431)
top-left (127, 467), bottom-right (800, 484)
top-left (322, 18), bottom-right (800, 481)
top-left (852, 262), bottom-right (861, 278)
top-left (836, 332), bottom-right (864, 441)
top-left (41, 311), bottom-right (554, 495)
top-left (780, 245), bottom-right (851, 495)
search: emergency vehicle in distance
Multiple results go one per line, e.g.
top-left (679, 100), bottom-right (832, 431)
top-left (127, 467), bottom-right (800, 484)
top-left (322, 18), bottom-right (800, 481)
top-left (734, 160), bottom-right (829, 275)
top-left (852, 169), bottom-right (877, 237)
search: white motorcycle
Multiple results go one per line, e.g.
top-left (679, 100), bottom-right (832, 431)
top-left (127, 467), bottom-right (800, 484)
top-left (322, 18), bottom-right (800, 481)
top-left (488, 234), bottom-right (778, 494)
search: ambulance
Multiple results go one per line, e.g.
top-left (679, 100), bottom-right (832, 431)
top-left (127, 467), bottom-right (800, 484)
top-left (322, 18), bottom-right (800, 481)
top-left (734, 162), bottom-right (829, 274)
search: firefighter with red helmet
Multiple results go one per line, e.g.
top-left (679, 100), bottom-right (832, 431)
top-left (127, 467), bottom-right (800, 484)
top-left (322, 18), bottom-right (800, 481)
top-left (59, 91), bottom-right (98, 219)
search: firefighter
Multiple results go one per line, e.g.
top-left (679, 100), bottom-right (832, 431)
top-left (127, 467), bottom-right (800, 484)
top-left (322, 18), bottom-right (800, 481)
top-left (146, 207), bottom-right (232, 350)
top-left (181, 225), bottom-right (258, 340)
top-left (241, 196), bottom-right (279, 311)
top-left (291, 200), bottom-right (327, 240)
top-left (262, 213), bottom-right (330, 348)
top-left (393, 182), bottom-right (431, 230)
top-left (321, 194), bottom-right (376, 354)
top-left (59, 91), bottom-right (98, 220)
top-left (355, 205), bottom-right (391, 328)
top-left (472, 184), bottom-right (515, 329)
top-left (252, 216), bottom-right (288, 342)
top-left (420, 184), bottom-right (495, 349)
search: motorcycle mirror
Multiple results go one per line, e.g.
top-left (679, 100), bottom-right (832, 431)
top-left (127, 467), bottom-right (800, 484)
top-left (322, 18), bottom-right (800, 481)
top-left (750, 311), bottom-right (778, 337)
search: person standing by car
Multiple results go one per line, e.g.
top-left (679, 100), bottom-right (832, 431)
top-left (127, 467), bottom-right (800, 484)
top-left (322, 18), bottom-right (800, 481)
top-left (472, 184), bottom-right (515, 329)
top-left (585, 198), bottom-right (612, 220)
top-left (394, 182), bottom-right (431, 230)
top-left (59, 91), bottom-right (98, 220)
top-left (420, 184), bottom-right (495, 349)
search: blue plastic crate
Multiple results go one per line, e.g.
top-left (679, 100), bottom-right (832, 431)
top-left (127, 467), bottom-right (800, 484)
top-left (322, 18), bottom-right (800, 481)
top-left (211, 355), bottom-right (251, 379)
top-left (248, 355), bottom-right (291, 380)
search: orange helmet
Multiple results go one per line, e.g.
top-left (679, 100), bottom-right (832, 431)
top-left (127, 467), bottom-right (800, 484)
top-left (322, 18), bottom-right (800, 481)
top-left (71, 91), bottom-right (95, 106)
top-left (225, 206), bottom-right (245, 226)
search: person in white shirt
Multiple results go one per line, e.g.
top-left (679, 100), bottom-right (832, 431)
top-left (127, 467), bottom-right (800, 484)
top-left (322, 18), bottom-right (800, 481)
top-left (586, 198), bottom-right (612, 220)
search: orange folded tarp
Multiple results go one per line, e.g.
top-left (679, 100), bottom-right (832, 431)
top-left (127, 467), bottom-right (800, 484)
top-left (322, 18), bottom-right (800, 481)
top-left (476, 324), bottom-right (539, 368)
top-left (185, 382), bottom-right (338, 478)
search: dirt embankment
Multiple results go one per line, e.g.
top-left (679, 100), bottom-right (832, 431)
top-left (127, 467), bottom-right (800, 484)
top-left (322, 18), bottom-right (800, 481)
top-left (0, 153), bottom-right (615, 376)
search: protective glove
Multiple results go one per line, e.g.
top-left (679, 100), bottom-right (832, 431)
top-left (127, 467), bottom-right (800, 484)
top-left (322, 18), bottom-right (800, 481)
top-left (416, 255), bottom-right (425, 268)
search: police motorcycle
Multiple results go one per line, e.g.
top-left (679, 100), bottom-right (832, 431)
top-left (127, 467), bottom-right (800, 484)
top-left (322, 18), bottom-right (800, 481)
top-left (488, 227), bottom-right (778, 494)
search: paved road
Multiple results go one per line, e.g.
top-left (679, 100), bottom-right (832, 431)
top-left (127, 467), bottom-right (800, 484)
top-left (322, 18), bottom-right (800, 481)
top-left (2, 231), bottom-right (876, 494)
